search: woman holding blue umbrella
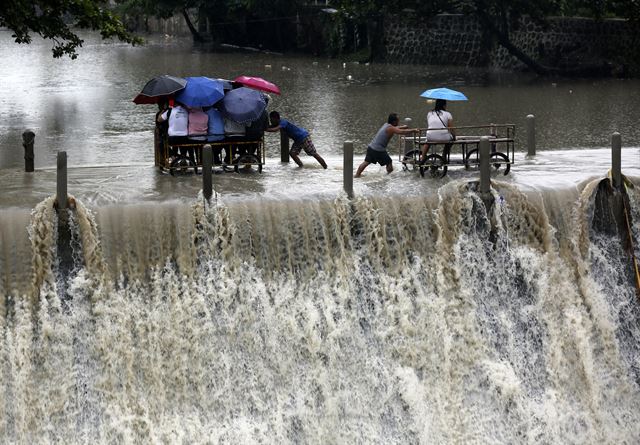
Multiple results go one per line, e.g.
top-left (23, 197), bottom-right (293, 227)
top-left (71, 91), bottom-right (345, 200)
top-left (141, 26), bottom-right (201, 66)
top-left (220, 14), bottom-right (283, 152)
top-left (418, 87), bottom-right (467, 163)
top-left (420, 98), bottom-right (455, 162)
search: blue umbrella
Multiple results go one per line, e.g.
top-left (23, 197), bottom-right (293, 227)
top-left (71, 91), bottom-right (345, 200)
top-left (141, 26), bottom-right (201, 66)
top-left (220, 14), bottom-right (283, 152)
top-left (175, 77), bottom-right (224, 107)
top-left (220, 87), bottom-right (267, 124)
top-left (419, 87), bottom-right (468, 101)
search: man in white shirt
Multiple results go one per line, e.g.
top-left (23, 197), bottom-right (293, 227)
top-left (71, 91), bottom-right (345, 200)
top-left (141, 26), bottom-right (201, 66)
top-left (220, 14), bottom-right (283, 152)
top-left (158, 103), bottom-right (189, 145)
top-left (158, 102), bottom-right (196, 171)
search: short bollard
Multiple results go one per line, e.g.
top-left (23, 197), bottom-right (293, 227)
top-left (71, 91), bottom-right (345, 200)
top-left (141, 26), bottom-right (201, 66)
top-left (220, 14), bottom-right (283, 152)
top-left (55, 151), bottom-right (74, 280)
top-left (203, 145), bottom-right (213, 202)
top-left (343, 141), bottom-right (354, 198)
top-left (280, 128), bottom-right (290, 163)
top-left (23, 130), bottom-right (35, 172)
top-left (611, 132), bottom-right (622, 189)
top-left (526, 114), bottom-right (536, 157)
top-left (57, 151), bottom-right (68, 210)
top-left (479, 136), bottom-right (491, 197)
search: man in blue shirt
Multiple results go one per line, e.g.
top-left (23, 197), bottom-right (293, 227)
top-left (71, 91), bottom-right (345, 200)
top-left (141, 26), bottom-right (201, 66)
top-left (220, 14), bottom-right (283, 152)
top-left (267, 111), bottom-right (327, 169)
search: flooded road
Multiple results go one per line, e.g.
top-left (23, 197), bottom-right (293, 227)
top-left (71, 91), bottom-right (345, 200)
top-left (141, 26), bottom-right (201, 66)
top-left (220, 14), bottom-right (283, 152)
top-left (0, 31), bottom-right (638, 208)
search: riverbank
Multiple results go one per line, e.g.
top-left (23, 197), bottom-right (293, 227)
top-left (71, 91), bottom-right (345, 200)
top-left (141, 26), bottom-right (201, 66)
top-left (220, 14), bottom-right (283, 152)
top-left (138, 12), bottom-right (640, 77)
top-left (383, 14), bottom-right (639, 77)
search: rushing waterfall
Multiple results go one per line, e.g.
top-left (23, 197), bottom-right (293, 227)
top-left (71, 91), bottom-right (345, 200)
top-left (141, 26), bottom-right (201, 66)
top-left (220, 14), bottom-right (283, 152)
top-left (1, 180), bottom-right (639, 444)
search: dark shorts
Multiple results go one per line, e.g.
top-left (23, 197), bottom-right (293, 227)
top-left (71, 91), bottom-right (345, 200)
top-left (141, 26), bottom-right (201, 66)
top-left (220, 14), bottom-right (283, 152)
top-left (364, 147), bottom-right (392, 166)
top-left (290, 136), bottom-right (317, 156)
top-left (168, 135), bottom-right (190, 145)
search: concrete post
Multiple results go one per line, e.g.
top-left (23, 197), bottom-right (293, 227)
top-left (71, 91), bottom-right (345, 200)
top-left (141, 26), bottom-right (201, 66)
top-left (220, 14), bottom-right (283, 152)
top-left (343, 141), bottom-right (354, 198)
top-left (280, 129), bottom-right (290, 163)
top-left (526, 114), bottom-right (536, 157)
top-left (55, 150), bottom-right (73, 281)
top-left (479, 136), bottom-right (491, 197)
top-left (202, 144), bottom-right (213, 202)
top-left (611, 132), bottom-right (622, 189)
top-left (23, 130), bottom-right (35, 172)
top-left (57, 151), bottom-right (67, 211)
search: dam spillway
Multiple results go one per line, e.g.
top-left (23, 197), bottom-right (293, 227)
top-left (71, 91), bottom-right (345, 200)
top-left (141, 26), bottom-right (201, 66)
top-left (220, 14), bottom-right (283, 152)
top-left (0, 178), bottom-right (639, 443)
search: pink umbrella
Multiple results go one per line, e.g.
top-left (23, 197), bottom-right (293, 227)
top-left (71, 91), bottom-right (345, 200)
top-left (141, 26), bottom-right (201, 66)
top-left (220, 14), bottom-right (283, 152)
top-left (233, 76), bottom-right (281, 95)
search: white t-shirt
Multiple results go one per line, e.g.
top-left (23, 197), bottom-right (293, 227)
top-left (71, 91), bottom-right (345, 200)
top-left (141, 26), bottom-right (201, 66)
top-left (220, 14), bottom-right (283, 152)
top-left (161, 105), bottom-right (188, 137)
top-left (426, 110), bottom-right (453, 142)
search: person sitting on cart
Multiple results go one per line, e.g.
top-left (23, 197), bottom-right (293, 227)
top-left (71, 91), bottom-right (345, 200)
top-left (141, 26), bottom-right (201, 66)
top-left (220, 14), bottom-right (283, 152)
top-left (157, 101), bottom-right (189, 156)
top-left (245, 109), bottom-right (269, 157)
top-left (154, 98), bottom-right (169, 161)
top-left (420, 99), bottom-right (455, 163)
top-left (355, 113), bottom-right (417, 178)
top-left (266, 111), bottom-right (327, 169)
top-left (187, 106), bottom-right (209, 165)
top-left (204, 106), bottom-right (225, 164)
top-left (158, 101), bottom-right (201, 171)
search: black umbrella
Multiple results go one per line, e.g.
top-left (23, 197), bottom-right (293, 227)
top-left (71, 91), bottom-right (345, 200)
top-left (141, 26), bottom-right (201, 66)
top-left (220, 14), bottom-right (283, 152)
top-left (140, 75), bottom-right (187, 97)
top-left (133, 75), bottom-right (188, 105)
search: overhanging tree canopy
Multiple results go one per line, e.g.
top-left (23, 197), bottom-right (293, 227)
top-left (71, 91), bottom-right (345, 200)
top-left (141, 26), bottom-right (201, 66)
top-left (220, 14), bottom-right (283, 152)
top-left (0, 0), bottom-right (141, 58)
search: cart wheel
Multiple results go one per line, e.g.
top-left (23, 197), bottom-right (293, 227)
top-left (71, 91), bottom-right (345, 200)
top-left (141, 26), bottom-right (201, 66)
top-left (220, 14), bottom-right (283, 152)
top-left (234, 154), bottom-right (261, 173)
top-left (401, 149), bottom-right (420, 171)
top-left (419, 154), bottom-right (447, 178)
top-left (464, 148), bottom-right (478, 170)
top-left (169, 156), bottom-right (196, 176)
top-left (490, 152), bottom-right (511, 175)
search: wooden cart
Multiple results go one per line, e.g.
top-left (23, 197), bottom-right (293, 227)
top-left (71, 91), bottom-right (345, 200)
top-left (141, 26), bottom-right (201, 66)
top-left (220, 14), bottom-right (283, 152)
top-left (155, 136), bottom-right (265, 175)
top-left (399, 124), bottom-right (515, 178)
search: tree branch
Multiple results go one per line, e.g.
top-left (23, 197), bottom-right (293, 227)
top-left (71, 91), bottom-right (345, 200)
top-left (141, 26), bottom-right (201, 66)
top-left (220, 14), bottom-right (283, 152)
top-left (182, 8), bottom-right (205, 42)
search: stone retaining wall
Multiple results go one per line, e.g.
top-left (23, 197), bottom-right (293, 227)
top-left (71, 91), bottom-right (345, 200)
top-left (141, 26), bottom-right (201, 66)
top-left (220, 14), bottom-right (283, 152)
top-left (383, 14), bottom-right (640, 75)
top-left (384, 14), bottom-right (485, 66)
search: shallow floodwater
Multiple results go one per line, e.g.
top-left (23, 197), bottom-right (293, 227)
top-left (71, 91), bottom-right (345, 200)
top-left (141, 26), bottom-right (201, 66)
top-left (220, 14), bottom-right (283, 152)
top-left (0, 31), bottom-right (638, 207)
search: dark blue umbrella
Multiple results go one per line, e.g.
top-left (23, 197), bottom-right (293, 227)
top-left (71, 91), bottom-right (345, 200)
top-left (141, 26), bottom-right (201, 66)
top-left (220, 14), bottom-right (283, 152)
top-left (175, 77), bottom-right (225, 107)
top-left (220, 87), bottom-right (267, 124)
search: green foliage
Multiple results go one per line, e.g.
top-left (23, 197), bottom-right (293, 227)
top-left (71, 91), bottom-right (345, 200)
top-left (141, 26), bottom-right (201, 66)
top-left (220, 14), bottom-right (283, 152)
top-left (330, 0), bottom-right (451, 20)
top-left (0, 0), bottom-right (142, 58)
top-left (331, 0), bottom-right (640, 22)
top-left (117, 0), bottom-right (302, 22)
top-left (454, 0), bottom-right (561, 34)
top-left (117, 0), bottom-right (205, 20)
top-left (329, 0), bottom-right (400, 18)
